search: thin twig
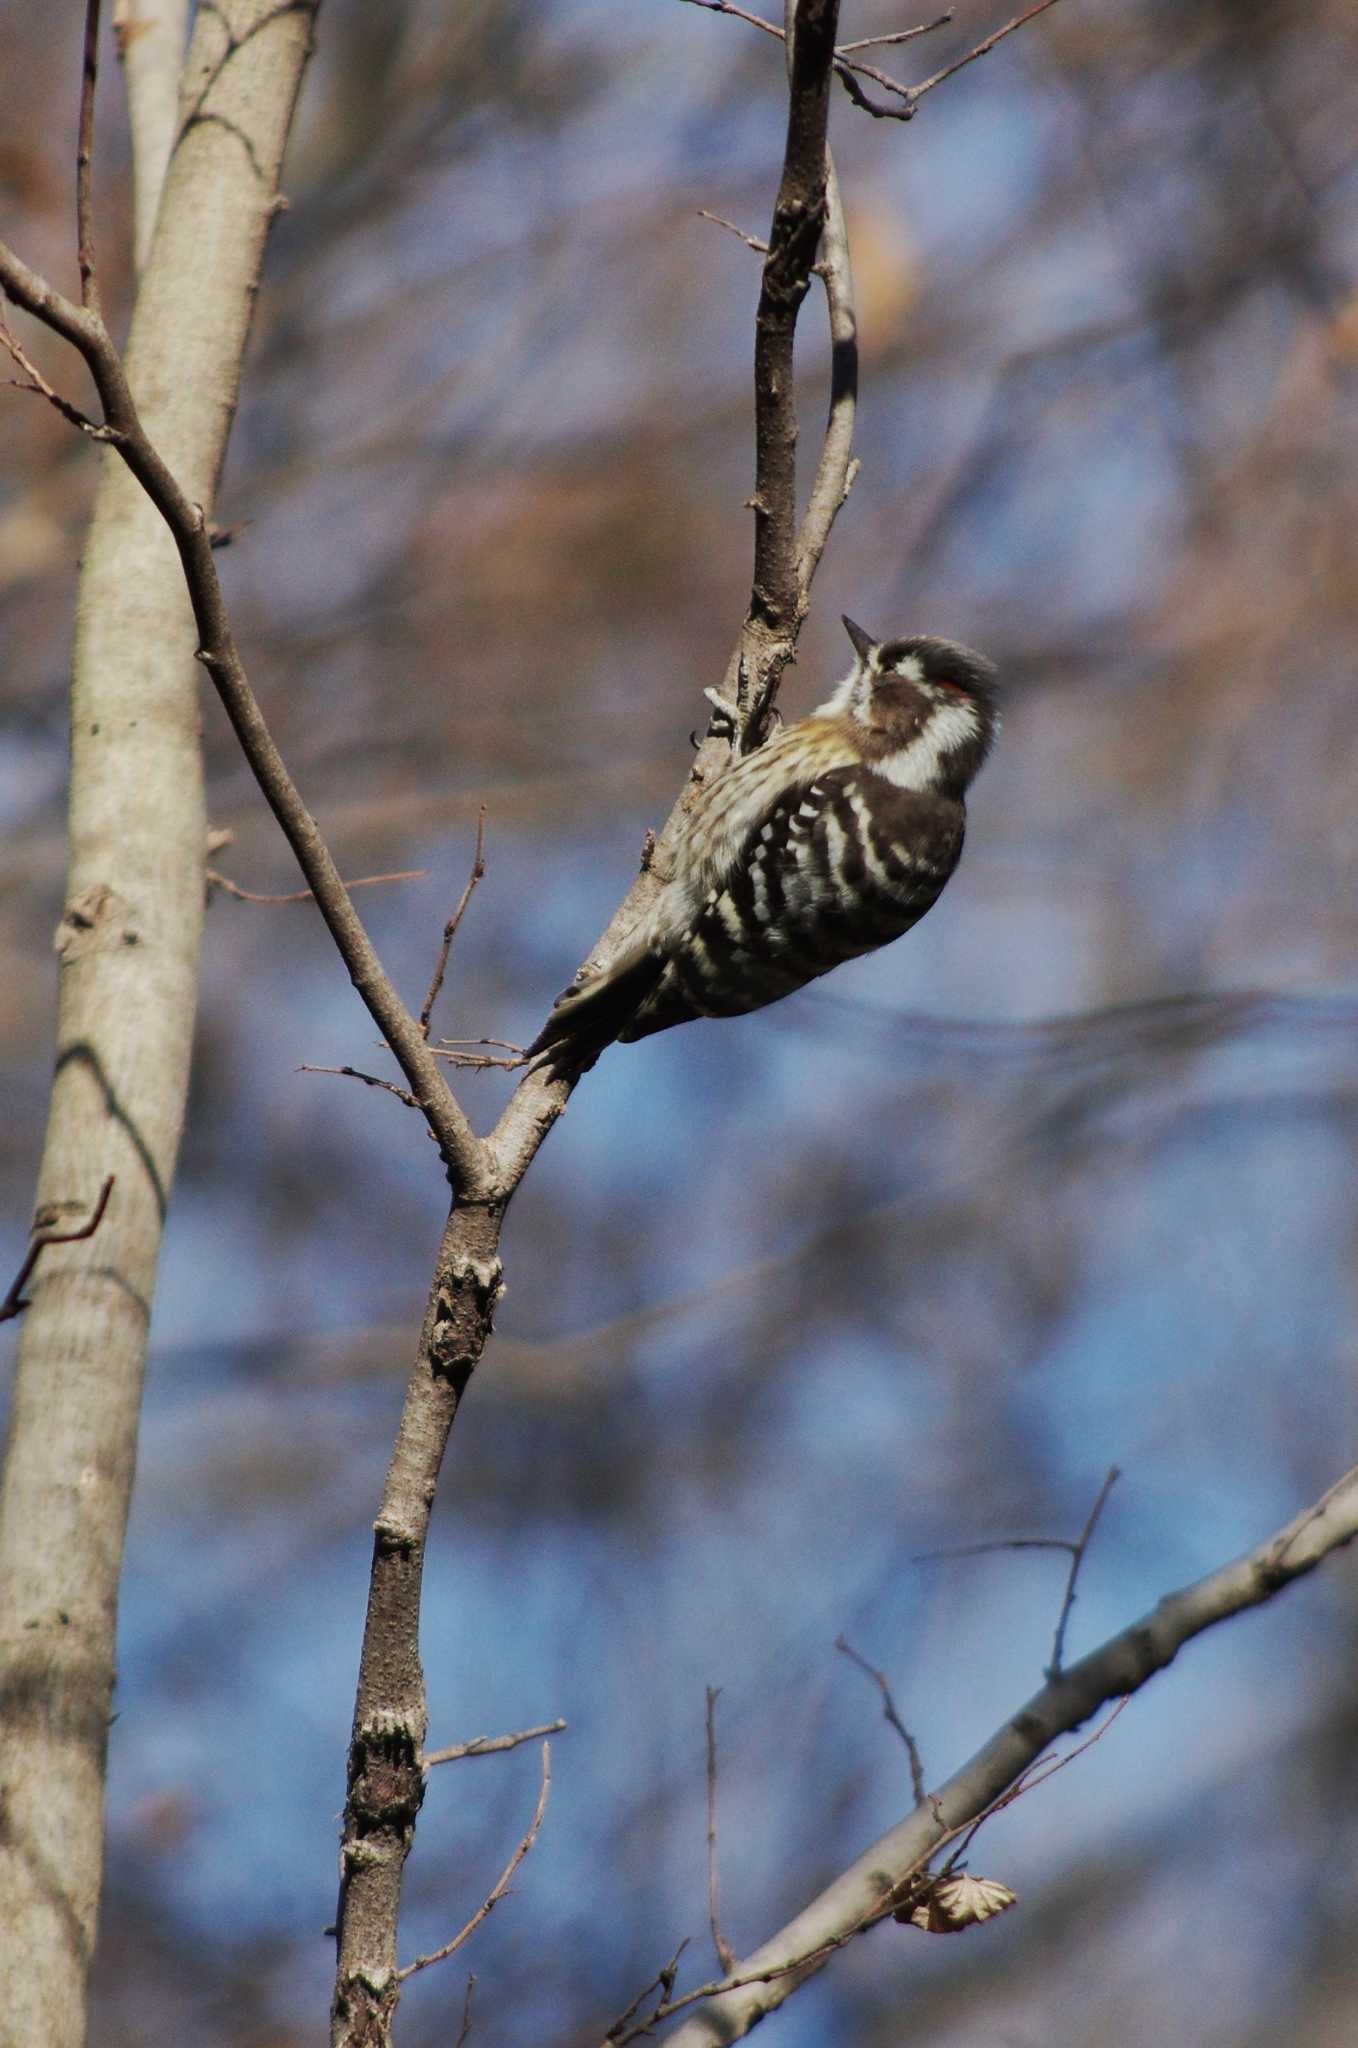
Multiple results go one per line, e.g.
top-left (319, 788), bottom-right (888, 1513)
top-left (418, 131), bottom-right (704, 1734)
top-left (684, 0), bottom-right (1063, 123)
top-left (912, 1535), bottom-right (1077, 1562)
top-left (835, 67), bottom-right (916, 119)
top-left (430, 1045), bottom-right (527, 1072)
top-left (834, 1636), bottom-right (926, 1806)
top-left (603, 1940), bottom-right (691, 2043)
top-left (604, 1929), bottom-right (859, 2046)
top-left (838, 16), bottom-right (952, 51)
top-left (1, 1176), bottom-right (115, 1324)
top-left (207, 867), bottom-right (426, 905)
top-left (395, 1741), bottom-right (552, 1981)
top-left (0, 315), bottom-right (113, 438)
top-left (908, 0), bottom-right (1063, 102)
top-left (454, 1975), bottom-right (476, 2048)
top-left (680, 0), bottom-right (783, 42)
top-left (424, 1719), bottom-right (566, 1767)
top-left (910, 1466), bottom-right (1120, 1678)
top-left (77, 0), bottom-right (103, 315)
top-left (947, 1694), bottom-right (1130, 1866)
top-left (1047, 1465), bottom-right (1120, 1678)
top-left (698, 209), bottom-right (770, 255)
top-left (420, 806), bottom-right (488, 1039)
top-left (705, 1688), bottom-right (736, 1972)
top-left (298, 1065), bottom-right (421, 1112)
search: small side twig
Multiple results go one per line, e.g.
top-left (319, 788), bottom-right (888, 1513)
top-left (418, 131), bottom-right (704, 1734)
top-left (698, 209), bottom-right (771, 256)
top-left (395, 1740), bottom-right (552, 1981)
top-left (910, 1466), bottom-right (1120, 1680)
top-left (946, 1694), bottom-right (1130, 1866)
top-left (430, 1039), bottom-right (527, 1072)
top-left (837, 16), bottom-right (952, 51)
top-left (683, 0), bottom-right (1062, 124)
top-left (207, 867), bottom-right (425, 904)
top-left (603, 1939), bottom-right (691, 2044)
top-left (1, 1175), bottom-right (115, 1324)
top-left (1047, 1465), bottom-right (1120, 1678)
top-left (423, 1719), bottom-right (566, 1767)
top-left (834, 1636), bottom-right (926, 1806)
top-left (298, 1065), bottom-right (421, 1112)
top-left (454, 1974), bottom-right (476, 2048)
top-left (0, 314), bottom-right (112, 438)
top-left (77, 0), bottom-right (103, 315)
top-left (908, 0), bottom-right (1063, 102)
top-left (705, 1688), bottom-right (736, 1972)
top-left (420, 806), bottom-right (488, 1039)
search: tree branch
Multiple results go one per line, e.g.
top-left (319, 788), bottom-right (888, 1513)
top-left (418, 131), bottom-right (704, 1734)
top-left (659, 1462), bottom-right (1358, 2043)
top-left (395, 1741), bottom-right (552, 1982)
top-left (77, 0), bottom-right (103, 315)
top-left (0, 243), bottom-right (491, 1202)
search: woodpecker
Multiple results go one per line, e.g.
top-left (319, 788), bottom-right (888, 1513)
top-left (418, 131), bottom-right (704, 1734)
top-left (528, 616), bottom-right (998, 1056)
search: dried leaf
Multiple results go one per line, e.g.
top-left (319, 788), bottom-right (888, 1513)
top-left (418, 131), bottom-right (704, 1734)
top-left (897, 1873), bottom-right (1017, 1934)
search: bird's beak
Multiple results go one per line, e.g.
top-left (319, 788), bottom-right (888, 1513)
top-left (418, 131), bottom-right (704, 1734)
top-left (841, 615), bottom-right (876, 664)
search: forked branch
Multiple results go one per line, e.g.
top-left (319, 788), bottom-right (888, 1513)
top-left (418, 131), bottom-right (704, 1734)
top-left (652, 1462), bottom-right (1358, 2044)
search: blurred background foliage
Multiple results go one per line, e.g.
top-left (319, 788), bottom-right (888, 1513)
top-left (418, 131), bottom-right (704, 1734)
top-left (3, 0), bottom-right (1358, 2042)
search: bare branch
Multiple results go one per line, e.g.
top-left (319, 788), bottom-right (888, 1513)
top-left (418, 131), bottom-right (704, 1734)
top-left (423, 1719), bottom-right (566, 1767)
top-left (0, 313), bottom-right (114, 438)
top-left (420, 807), bottom-right (488, 1039)
top-left (661, 1464), bottom-right (1358, 2044)
top-left (834, 1636), bottom-right (926, 1807)
top-left (679, 0), bottom-right (783, 43)
top-left (454, 1975), bottom-right (475, 2048)
top-left (0, 1178), bottom-right (115, 1324)
top-left (0, 237), bottom-right (492, 1201)
top-left (395, 1742), bottom-right (552, 1982)
top-left (298, 1066), bottom-right (422, 1113)
top-left (741, 0), bottom-right (839, 732)
top-left (912, 1467), bottom-right (1121, 1678)
top-left (698, 209), bottom-right (770, 256)
top-left (794, 145), bottom-right (857, 597)
top-left (207, 867), bottom-right (426, 905)
top-left (705, 1688), bottom-right (736, 1973)
top-left (680, 0), bottom-right (951, 117)
top-left (1047, 1464), bottom-right (1120, 1677)
top-left (837, 16), bottom-right (953, 52)
top-left (77, 0), bottom-right (103, 315)
top-left (834, 67), bottom-right (916, 120)
top-left (603, 1940), bottom-right (691, 2044)
top-left (908, 0), bottom-right (1064, 103)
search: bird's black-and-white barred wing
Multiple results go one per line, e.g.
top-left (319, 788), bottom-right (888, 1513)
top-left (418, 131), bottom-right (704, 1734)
top-left (619, 767), bottom-right (965, 1040)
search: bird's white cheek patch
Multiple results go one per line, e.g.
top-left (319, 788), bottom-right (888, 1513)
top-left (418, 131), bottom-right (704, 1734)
top-left (875, 699), bottom-right (979, 790)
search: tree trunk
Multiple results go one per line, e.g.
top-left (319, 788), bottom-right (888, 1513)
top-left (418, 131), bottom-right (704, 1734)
top-left (0, 8), bottom-right (316, 2042)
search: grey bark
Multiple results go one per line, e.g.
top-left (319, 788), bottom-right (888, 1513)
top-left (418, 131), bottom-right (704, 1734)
top-left (0, 7), bottom-right (316, 2044)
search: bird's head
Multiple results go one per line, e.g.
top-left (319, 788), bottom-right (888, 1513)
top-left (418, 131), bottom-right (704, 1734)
top-left (815, 614), bottom-right (1000, 795)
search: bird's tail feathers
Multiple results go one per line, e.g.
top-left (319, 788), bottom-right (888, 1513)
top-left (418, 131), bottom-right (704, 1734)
top-left (526, 938), bottom-right (663, 1060)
